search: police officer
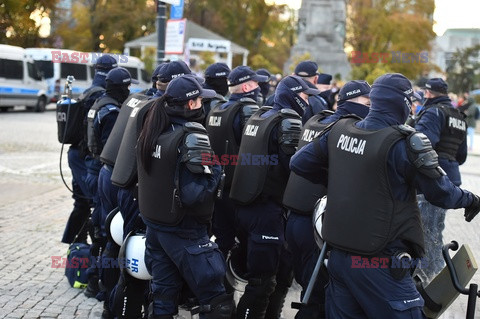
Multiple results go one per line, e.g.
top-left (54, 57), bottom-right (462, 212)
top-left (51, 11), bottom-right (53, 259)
top-left (283, 80), bottom-right (371, 319)
top-left (290, 73), bottom-right (480, 318)
top-left (137, 75), bottom-right (234, 319)
top-left (144, 63), bottom-right (167, 97)
top-left (294, 61), bottom-right (329, 119)
top-left (62, 55), bottom-right (117, 245)
top-left (151, 60), bottom-right (192, 99)
top-left (202, 62), bottom-right (231, 121)
top-left (84, 67), bottom-right (137, 310)
top-left (414, 78), bottom-right (468, 283)
top-left (256, 68), bottom-right (274, 105)
top-left (316, 73), bottom-right (334, 109)
top-left (206, 66), bottom-right (267, 258)
top-left (228, 75), bottom-right (308, 319)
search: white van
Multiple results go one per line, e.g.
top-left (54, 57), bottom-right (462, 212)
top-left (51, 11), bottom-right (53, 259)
top-left (26, 48), bottom-right (151, 101)
top-left (26, 48), bottom-right (92, 102)
top-left (0, 45), bottom-right (49, 112)
top-left (87, 54), bottom-right (151, 93)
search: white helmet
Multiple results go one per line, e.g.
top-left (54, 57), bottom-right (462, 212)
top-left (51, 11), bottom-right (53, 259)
top-left (225, 243), bottom-right (248, 292)
top-left (124, 233), bottom-right (153, 281)
top-left (312, 195), bottom-right (327, 248)
top-left (106, 208), bottom-right (124, 246)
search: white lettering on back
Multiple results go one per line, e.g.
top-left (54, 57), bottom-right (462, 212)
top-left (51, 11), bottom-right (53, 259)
top-left (336, 134), bottom-right (366, 155)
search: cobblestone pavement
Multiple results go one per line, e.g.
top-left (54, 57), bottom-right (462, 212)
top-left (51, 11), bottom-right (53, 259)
top-left (0, 108), bottom-right (479, 318)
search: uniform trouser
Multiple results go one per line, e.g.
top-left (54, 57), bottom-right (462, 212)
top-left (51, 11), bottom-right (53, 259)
top-left (326, 249), bottom-right (426, 319)
top-left (285, 212), bottom-right (327, 318)
top-left (144, 217), bottom-right (226, 317)
top-left (118, 188), bottom-right (145, 239)
top-left (235, 200), bottom-right (285, 318)
top-left (62, 146), bottom-right (92, 243)
top-left (212, 191), bottom-right (237, 257)
top-left (416, 194), bottom-right (447, 283)
top-left (98, 165), bottom-right (120, 229)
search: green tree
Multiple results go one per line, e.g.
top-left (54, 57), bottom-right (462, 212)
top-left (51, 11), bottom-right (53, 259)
top-left (347, 0), bottom-right (436, 81)
top-left (446, 44), bottom-right (480, 94)
top-left (184, 0), bottom-right (295, 72)
top-left (1, 0), bottom-right (58, 47)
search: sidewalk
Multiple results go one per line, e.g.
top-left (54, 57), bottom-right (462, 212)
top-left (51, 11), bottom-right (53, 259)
top-left (0, 137), bottom-right (480, 319)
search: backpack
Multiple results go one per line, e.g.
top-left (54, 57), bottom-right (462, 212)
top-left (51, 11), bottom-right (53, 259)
top-left (65, 242), bottom-right (91, 288)
top-left (56, 86), bottom-right (104, 145)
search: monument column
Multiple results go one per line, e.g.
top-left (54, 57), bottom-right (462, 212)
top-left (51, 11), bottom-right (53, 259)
top-left (285, 0), bottom-right (351, 80)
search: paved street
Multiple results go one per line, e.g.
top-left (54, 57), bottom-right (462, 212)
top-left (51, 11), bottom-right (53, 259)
top-left (0, 106), bottom-right (480, 318)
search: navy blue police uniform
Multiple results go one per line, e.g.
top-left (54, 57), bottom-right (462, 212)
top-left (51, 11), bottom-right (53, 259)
top-left (202, 62), bottom-right (231, 121)
top-left (137, 76), bottom-right (234, 319)
top-left (84, 67), bottom-right (137, 309)
top-left (206, 66), bottom-right (267, 258)
top-left (290, 73), bottom-right (480, 319)
top-left (283, 80), bottom-right (371, 319)
top-left (414, 78), bottom-right (468, 282)
top-left (62, 55), bottom-right (117, 244)
top-left (228, 75), bottom-right (309, 319)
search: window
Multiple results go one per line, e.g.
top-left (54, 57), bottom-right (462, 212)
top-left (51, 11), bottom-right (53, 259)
top-left (34, 60), bottom-right (54, 78)
top-left (0, 59), bottom-right (23, 80)
top-left (125, 67), bottom-right (138, 80)
top-left (28, 62), bottom-right (42, 81)
top-left (61, 63), bottom-right (87, 81)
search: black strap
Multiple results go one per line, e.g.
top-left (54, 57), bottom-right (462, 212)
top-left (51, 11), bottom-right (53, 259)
top-left (414, 275), bottom-right (442, 312)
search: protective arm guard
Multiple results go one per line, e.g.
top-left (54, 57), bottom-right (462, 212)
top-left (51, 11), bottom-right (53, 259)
top-left (239, 102), bottom-right (260, 128)
top-left (406, 132), bottom-right (446, 179)
top-left (180, 122), bottom-right (214, 174)
top-left (278, 117), bottom-right (302, 155)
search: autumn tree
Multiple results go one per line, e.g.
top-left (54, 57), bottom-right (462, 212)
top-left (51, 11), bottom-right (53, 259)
top-left (347, 0), bottom-right (436, 81)
top-left (184, 0), bottom-right (296, 74)
top-left (53, 0), bottom-right (156, 52)
top-left (1, 0), bottom-right (58, 47)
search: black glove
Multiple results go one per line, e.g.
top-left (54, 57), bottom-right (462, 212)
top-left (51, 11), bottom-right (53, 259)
top-left (464, 194), bottom-right (480, 222)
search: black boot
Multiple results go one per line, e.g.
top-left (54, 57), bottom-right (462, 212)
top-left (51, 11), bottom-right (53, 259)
top-left (236, 276), bottom-right (276, 319)
top-left (84, 275), bottom-right (99, 298)
top-left (264, 282), bottom-right (290, 319)
top-left (202, 294), bottom-right (235, 319)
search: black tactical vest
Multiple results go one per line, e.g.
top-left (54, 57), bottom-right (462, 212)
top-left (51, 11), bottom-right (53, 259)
top-left (100, 93), bottom-right (148, 166)
top-left (323, 118), bottom-right (424, 257)
top-left (87, 96), bottom-right (120, 157)
top-left (418, 105), bottom-right (466, 161)
top-left (206, 98), bottom-right (259, 188)
top-left (110, 98), bottom-right (156, 189)
top-left (137, 123), bottom-right (215, 226)
top-left (282, 111), bottom-right (333, 214)
top-left (229, 107), bottom-right (301, 205)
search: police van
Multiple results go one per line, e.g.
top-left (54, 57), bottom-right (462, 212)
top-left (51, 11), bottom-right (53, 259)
top-left (26, 48), bottom-right (150, 101)
top-left (0, 45), bottom-right (49, 112)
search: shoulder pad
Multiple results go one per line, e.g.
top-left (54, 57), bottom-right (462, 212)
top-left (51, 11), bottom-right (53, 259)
top-left (279, 117), bottom-right (302, 153)
top-left (406, 132), bottom-right (446, 179)
top-left (396, 124), bottom-right (416, 136)
top-left (181, 130), bottom-right (213, 174)
top-left (242, 104), bottom-right (259, 115)
top-left (260, 106), bottom-right (273, 111)
top-left (320, 110), bottom-right (335, 116)
top-left (280, 108), bottom-right (301, 118)
top-left (239, 97), bottom-right (257, 104)
top-left (184, 121), bottom-right (207, 133)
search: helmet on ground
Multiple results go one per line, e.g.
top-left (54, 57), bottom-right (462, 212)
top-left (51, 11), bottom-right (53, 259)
top-left (124, 233), bottom-right (153, 280)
